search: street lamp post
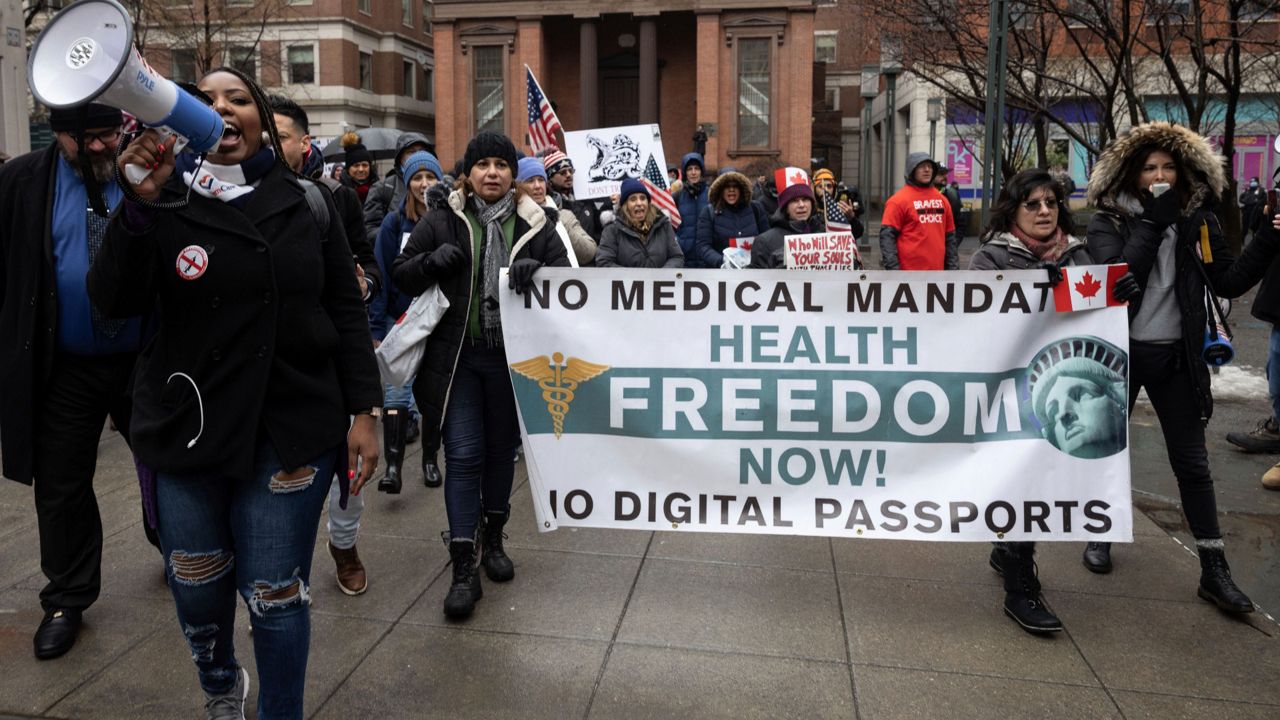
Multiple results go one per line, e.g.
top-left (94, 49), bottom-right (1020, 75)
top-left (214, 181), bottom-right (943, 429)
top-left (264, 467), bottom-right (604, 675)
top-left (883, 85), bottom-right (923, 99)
top-left (980, 0), bottom-right (1012, 231)
top-left (927, 97), bottom-right (943, 161)
top-left (860, 64), bottom-right (879, 250)
top-left (880, 38), bottom-right (903, 211)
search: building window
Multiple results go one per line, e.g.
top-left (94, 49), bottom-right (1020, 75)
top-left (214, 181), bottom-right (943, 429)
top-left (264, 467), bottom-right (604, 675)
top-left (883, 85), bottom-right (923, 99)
top-left (814, 32), bottom-right (837, 64)
top-left (737, 38), bottom-right (771, 148)
top-left (226, 46), bottom-right (256, 80)
top-left (824, 87), bottom-right (839, 112)
top-left (288, 45), bottom-right (315, 84)
top-left (403, 60), bottom-right (415, 97)
top-left (359, 51), bottom-right (374, 92)
top-left (423, 1), bottom-right (433, 34)
top-left (402, 0), bottom-right (413, 26)
top-left (473, 45), bottom-right (504, 134)
top-left (357, 0), bottom-right (370, 14)
top-left (170, 48), bottom-right (197, 84)
top-left (425, 67), bottom-right (434, 101)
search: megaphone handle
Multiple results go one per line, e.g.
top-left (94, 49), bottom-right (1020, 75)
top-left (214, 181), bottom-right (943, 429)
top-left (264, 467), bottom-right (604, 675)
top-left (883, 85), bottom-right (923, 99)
top-left (123, 127), bottom-right (190, 185)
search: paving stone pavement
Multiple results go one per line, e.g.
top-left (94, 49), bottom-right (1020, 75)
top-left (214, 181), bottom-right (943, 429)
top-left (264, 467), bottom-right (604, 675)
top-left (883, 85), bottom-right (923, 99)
top-left (0, 428), bottom-right (1277, 720)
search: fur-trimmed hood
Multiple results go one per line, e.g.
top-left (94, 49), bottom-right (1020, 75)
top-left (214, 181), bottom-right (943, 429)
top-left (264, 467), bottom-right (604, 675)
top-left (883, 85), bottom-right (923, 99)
top-left (709, 171), bottom-right (753, 208)
top-left (1086, 121), bottom-right (1227, 217)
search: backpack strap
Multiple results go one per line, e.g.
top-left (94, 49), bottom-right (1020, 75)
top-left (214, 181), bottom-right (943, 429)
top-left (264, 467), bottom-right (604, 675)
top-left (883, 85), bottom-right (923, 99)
top-left (299, 178), bottom-right (331, 240)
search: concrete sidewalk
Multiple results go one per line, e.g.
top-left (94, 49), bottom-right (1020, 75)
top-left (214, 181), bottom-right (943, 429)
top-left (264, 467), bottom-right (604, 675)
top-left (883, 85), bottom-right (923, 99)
top-left (1, 431), bottom-right (1278, 719)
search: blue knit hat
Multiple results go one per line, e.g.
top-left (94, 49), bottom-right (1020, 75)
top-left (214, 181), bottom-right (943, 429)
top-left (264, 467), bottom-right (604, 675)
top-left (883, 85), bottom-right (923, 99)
top-left (517, 156), bottom-right (547, 183)
top-left (619, 177), bottom-right (649, 204)
top-left (401, 150), bottom-right (443, 187)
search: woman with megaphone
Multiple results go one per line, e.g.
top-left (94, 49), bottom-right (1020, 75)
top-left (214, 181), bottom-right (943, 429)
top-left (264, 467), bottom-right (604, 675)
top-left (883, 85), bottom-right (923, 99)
top-left (87, 66), bottom-right (381, 719)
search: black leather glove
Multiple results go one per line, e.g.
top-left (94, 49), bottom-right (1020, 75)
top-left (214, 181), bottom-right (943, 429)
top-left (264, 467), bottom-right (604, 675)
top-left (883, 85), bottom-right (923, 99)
top-left (425, 243), bottom-right (466, 277)
top-left (1140, 189), bottom-right (1182, 230)
top-left (509, 258), bottom-right (543, 294)
top-left (1038, 259), bottom-right (1064, 287)
top-left (1112, 271), bottom-right (1141, 302)
top-left (425, 183), bottom-right (450, 211)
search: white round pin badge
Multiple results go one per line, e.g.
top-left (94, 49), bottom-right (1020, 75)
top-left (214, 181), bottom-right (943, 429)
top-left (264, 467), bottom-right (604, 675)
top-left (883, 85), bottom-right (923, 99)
top-left (176, 245), bottom-right (209, 280)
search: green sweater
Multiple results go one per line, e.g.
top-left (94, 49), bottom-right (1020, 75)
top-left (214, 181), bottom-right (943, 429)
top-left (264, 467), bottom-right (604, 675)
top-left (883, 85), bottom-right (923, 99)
top-left (465, 211), bottom-right (517, 340)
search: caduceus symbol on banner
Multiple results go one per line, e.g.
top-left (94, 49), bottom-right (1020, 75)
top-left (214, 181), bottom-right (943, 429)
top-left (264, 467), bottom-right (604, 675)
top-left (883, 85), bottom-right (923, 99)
top-left (510, 353), bottom-right (611, 439)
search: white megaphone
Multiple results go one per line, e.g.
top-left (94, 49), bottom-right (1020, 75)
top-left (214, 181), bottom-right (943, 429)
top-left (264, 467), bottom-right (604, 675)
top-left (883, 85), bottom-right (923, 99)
top-left (27, 0), bottom-right (224, 185)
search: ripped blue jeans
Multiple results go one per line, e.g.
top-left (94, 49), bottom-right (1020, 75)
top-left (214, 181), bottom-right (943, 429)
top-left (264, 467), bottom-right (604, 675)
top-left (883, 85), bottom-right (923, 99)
top-left (155, 441), bottom-right (338, 720)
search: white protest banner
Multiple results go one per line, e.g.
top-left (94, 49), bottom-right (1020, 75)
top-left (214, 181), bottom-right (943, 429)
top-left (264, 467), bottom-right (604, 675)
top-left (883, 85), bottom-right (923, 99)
top-left (563, 124), bottom-right (670, 200)
top-left (499, 268), bottom-right (1132, 542)
top-left (784, 232), bottom-right (861, 271)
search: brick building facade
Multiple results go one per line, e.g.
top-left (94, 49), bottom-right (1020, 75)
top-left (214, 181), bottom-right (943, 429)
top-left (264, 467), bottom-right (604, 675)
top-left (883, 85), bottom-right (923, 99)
top-left (430, 0), bottom-right (817, 171)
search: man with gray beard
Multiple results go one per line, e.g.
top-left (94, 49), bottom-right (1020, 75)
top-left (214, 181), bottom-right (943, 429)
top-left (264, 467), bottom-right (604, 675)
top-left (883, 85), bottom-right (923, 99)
top-left (0, 103), bottom-right (149, 660)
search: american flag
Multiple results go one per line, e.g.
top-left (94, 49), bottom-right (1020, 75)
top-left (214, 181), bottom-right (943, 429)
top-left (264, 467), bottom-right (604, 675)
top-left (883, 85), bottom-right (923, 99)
top-left (820, 188), bottom-right (852, 233)
top-left (640, 154), bottom-right (681, 228)
top-left (525, 66), bottom-right (561, 154)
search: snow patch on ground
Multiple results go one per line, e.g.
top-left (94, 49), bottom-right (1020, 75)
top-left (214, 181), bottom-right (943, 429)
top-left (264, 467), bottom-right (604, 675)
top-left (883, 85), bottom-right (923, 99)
top-left (1134, 364), bottom-right (1270, 406)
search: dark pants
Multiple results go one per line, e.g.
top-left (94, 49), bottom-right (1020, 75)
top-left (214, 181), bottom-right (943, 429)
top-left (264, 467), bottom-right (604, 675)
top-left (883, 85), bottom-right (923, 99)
top-left (441, 340), bottom-right (521, 540)
top-left (34, 351), bottom-right (141, 612)
top-left (1129, 341), bottom-right (1220, 540)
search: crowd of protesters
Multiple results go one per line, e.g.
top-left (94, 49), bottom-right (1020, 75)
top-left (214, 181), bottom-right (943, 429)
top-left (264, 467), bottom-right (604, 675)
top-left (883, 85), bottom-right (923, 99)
top-left (4, 62), bottom-right (1280, 718)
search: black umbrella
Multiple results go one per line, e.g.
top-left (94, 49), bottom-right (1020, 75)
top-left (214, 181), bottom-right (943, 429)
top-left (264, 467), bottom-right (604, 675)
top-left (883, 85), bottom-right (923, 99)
top-left (321, 128), bottom-right (407, 162)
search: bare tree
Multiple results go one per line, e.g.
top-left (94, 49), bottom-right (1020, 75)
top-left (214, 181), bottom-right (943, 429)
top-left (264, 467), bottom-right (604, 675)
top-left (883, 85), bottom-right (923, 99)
top-left (136, 0), bottom-right (287, 80)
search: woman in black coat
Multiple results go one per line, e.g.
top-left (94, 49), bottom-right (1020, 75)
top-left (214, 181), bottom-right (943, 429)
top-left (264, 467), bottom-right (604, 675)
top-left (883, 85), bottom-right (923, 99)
top-left (88, 68), bottom-right (381, 719)
top-left (1084, 121), bottom-right (1280, 615)
top-left (749, 177), bottom-right (826, 269)
top-left (392, 132), bottom-right (571, 620)
top-left (970, 169), bottom-right (1139, 636)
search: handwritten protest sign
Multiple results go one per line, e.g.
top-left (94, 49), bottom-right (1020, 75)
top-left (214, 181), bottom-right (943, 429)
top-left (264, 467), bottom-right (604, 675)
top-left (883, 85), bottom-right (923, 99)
top-left (784, 232), bottom-right (861, 271)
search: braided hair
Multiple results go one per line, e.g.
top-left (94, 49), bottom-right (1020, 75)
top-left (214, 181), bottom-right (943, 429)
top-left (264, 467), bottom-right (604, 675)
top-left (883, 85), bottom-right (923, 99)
top-left (201, 65), bottom-right (295, 178)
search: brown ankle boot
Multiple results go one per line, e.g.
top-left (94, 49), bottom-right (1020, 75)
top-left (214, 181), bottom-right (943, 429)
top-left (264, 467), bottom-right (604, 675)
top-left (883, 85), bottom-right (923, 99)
top-left (329, 542), bottom-right (367, 596)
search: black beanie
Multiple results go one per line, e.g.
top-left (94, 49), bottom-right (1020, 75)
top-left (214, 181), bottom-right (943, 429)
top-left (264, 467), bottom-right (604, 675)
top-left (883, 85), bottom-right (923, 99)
top-left (49, 103), bottom-right (123, 132)
top-left (345, 143), bottom-right (373, 166)
top-left (463, 131), bottom-right (519, 176)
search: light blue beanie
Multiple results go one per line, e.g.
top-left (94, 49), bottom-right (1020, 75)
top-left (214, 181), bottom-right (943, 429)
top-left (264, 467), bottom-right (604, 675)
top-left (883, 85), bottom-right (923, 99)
top-left (401, 150), bottom-right (444, 187)
top-left (517, 156), bottom-right (548, 183)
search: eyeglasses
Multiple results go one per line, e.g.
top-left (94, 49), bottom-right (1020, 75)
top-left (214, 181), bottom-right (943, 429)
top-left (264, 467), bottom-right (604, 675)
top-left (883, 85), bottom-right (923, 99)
top-left (1021, 198), bottom-right (1059, 212)
top-left (77, 129), bottom-right (122, 147)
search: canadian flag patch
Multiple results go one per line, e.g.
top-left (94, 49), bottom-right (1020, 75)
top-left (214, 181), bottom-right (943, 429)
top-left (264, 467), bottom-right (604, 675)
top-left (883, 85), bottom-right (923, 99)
top-left (1053, 264), bottom-right (1130, 312)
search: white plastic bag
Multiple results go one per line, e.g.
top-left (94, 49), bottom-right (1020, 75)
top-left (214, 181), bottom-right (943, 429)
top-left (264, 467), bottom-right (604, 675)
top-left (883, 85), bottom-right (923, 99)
top-left (375, 285), bottom-right (450, 387)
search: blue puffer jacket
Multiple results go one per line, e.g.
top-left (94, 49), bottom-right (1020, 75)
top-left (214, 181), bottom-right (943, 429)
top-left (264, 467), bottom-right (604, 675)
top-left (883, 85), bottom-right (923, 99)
top-left (369, 200), bottom-right (419, 341)
top-left (674, 152), bottom-right (709, 267)
top-left (693, 171), bottom-right (769, 268)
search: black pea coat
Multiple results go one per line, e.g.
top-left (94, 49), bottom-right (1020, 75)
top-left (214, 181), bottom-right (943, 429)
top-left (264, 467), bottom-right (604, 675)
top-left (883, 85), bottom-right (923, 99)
top-left (87, 163), bottom-right (381, 479)
top-left (0, 145), bottom-right (63, 484)
top-left (391, 190), bottom-right (571, 434)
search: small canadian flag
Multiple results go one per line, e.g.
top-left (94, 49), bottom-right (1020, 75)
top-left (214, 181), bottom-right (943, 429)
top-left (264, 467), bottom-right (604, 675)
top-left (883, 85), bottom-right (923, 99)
top-left (1053, 264), bottom-right (1130, 312)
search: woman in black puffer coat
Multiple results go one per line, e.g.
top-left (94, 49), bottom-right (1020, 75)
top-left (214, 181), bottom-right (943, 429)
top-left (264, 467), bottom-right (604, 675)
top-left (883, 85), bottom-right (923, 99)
top-left (392, 133), bottom-right (570, 620)
top-left (1084, 121), bottom-right (1280, 614)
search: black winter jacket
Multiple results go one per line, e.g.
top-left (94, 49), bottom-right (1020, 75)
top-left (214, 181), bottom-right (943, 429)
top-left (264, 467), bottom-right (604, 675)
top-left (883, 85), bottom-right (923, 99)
top-left (391, 191), bottom-right (571, 433)
top-left (0, 145), bottom-right (88, 483)
top-left (317, 175), bottom-right (380, 300)
top-left (87, 163), bottom-right (381, 478)
top-left (748, 209), bottom-right (826, 269)
top-left (1087, 208), bottom-right (1277, 420)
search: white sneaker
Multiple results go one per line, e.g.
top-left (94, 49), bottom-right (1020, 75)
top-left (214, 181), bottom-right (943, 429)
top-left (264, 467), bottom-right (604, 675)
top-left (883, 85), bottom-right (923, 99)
top-left (204, 666), bottom-right (249, 720)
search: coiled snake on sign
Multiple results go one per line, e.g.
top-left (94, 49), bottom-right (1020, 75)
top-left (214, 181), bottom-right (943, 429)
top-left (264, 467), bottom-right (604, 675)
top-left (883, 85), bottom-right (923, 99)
top-left (510, 353), bottom-right (611, 438)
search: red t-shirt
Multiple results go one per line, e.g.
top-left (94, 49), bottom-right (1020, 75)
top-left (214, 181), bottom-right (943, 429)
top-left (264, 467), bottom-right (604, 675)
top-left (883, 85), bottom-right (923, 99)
top-left (882, 185), bottom-right (955, 270)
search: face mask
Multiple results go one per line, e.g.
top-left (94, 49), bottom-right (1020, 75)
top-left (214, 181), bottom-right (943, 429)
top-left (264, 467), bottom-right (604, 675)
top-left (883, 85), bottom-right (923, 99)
top-left (1250, 180), bottom-right (1259, 189)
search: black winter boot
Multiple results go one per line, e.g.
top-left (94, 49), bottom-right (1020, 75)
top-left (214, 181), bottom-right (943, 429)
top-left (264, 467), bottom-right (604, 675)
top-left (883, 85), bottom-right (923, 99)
top-left (378, 407), bottom-right (409, 494)
top-left (444, 537), bottom-right (483, 619)
top-left (1002, 546), bottom-right (1063, 635)
top-left (422, 425), bottom-right (443, 488)
top-left (1197, 545), bottom-right (1254, 614)
top-left (480, 510), bottom-right (514, 582)
top-left (1082, 541), bottom-right (1112, 573)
